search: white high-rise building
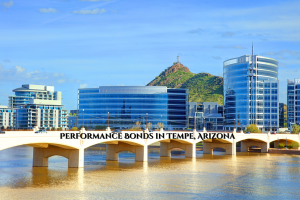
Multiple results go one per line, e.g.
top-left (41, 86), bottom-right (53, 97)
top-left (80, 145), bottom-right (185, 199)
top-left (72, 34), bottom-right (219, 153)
top-left (0, 105), bottom-right (15, 129)
top-left (10, 84), bottom-right (68, 130)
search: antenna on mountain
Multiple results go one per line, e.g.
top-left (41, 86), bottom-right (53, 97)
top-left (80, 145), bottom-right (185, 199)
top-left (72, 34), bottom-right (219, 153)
top-left (177, 55), bottom-right (179, 63)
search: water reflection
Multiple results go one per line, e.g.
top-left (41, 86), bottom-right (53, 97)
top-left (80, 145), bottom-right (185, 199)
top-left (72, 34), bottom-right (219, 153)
top-left (0, 146), bottom-right (300, 198)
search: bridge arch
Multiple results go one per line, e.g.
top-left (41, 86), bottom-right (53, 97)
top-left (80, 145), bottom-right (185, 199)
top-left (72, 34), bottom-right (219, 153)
top-left (236, 137), bottom-right (268, 143)
top-left (269, 138), bottom-right (299, 144)
top-left (202, 138), bottom-right (234, 155)
top-left (211, 147), bottom-right (226, 155)
top-left (157, 139), bottom-right (195, 158)
top-left (32, 144), bottom-right (84, 168)
top-left (84, 139), bottom-right (144, 149)
top-left (238, 138), bottom-right (268, 153)
top-left (270, 138), bottom-right (300, 148)
top-left (0, 141), bottom-right (80, 151)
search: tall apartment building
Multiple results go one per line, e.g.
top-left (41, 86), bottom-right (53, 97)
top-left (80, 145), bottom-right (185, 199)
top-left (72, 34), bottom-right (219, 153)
top-left (9, 84), bottom-right (61, 108)
top-left (0, 105), bottom-right (15, 129)
top-left (77, 86), bottom-right (189, 130)
top-left (10, 84), bottom-right (68, 130)
top-left (223, 55), bottom-right (279, 132)
top-left (287, 79), bottom-right (300, 128)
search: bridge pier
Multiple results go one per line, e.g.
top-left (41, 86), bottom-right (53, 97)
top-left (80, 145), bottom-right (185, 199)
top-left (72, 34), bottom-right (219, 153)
top-left (106, 142), bottom-right (148, 162)
top-left (33, 145), bottom-right (84, 168)
top-left (203, 140), bottom-right (236, 155)
top-left (160, 141), bottom-right (196, 158)
top-left (240, 140), bottom-right (269, 153)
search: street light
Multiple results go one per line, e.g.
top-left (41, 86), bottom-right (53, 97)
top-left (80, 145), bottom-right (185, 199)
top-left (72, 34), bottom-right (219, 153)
top-left (82, 109), bottom-right (85, 128)
top-left (146, 113), bottom-right (148, 129)
top-left (194, 105), bottom-right (197, 130)
top-left (108, 112), bottom-right (110, 127)
top-left (234, 119), bottom-right (236, 129)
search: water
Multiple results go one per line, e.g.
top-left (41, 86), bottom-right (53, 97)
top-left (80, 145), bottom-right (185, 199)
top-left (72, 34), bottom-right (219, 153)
top-left (1, 146), bottom-right (300, 199)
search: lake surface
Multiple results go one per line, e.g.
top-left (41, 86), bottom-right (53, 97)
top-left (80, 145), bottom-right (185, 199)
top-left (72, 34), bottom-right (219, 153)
top-left (1, 145), bottom-right (300, 199)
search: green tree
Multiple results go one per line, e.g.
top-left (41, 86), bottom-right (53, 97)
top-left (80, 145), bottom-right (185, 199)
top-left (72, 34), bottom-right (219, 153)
top-left (278, 143), bottom-right (285, 149)
top-left (291, 124), bottom-right (300, 134)
top-left (287, 145), bottom-right (293, 149)
top-left (245, 124), bottom-right (262, 133)
top-left (292, 141), bottom-right (300, 149)
top-left (147, 122), bottom-right (152, 130)
top-left (71, 127), bottom-right (78, 131)
top-left (132, 121), bottom-right (141, 130)
top-left (155, 122), bottom-right (164, 130)
top-left (94, 125), bottom-right (106, 130)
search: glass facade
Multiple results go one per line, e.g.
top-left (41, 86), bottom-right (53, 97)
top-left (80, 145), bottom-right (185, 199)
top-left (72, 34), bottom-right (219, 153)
top-left (0, 107), bottom-right (15, 129)
top-left (287, 79), bottom-right (300, 128)
top-left (77, 86), bottom-right (188, 130)
top-left (188, 102), bottom-right (224, 131)
top-left (15, 105), bottom-right (68, 129)
top-left (9, 84), bottom-right (60, 108)
top-left (223, 55), bottom-right (279, 131)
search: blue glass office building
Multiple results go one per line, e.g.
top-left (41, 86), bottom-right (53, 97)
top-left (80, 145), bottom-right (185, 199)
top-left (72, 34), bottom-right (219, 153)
top-left (77, 86), bottom-right (188, 130)
top-left (223, 55), bottom-right (279, 131)
top-left (287, 79), bottom-right (300, 128)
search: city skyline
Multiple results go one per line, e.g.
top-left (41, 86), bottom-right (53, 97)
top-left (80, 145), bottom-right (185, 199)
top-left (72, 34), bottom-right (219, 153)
top-left (1, 0), bottom-right (300, 110)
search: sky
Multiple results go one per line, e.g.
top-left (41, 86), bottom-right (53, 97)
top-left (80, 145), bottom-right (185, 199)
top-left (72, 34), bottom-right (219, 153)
top-left (0, 0), bottom-right (300, 111)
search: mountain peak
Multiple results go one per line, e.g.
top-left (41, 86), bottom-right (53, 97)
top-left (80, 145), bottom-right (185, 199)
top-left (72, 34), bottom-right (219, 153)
top-left (146, 62), bottom-right (223, 104)
top-left (162, 62), bottom-right (190, 76)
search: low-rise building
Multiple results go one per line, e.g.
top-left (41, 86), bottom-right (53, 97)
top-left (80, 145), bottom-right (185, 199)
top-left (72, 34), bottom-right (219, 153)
top-left (0, 105), bottom-right (15, 129)
top-left (68, 116), bottom-right (77, 129)
top-left (77, 86), bottom-right (189, 130)
top-left (189, 102), bottom-right (224, 131)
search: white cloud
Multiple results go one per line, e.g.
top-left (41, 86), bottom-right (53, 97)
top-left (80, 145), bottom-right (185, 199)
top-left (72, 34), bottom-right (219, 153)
top-left (3, 59), bottom-right (11, 62)
top-left (73, 8), bottom-right (106, 15)
top-left (221, 32), bottom-right (235, 37)
top-left (188, 28), bottom-right (203, 34)
top-left (0, 65), bottom-right (80, 85)
top-left (80, 84), bottom-right (88, 88)
top-left (26, 70), bottom-right (40, 78)
top-left (53, 72), bottom-right (64, 77)
top-left (262, 50), bottom-right (300, 59)
top-left (212, 56), bottom-right (221, 60)
top-left (1, 1), bottom-right (13, 8)
top-left (214, 45), bottom-right (245, 49)
top-left (15, 66), bottom-right (25, 73)
top-left (38, 8), bottom-right (58, 13)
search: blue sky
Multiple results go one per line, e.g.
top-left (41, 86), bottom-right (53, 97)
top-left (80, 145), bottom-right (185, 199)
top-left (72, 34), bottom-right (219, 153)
top-left (0, 0), bottom-right (300, 110)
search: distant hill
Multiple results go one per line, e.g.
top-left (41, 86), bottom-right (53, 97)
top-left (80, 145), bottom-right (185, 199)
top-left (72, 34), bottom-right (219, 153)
top-left (147, 62), bottom-right (223, 104)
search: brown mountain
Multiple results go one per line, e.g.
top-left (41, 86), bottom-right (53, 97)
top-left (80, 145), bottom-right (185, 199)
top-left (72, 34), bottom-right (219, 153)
top-left (147, 62), bottom-right (223, 104)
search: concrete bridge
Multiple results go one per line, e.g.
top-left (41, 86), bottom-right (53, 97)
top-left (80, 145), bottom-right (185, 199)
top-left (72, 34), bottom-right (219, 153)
top-left (1, 129), bottom-right (299, 168)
